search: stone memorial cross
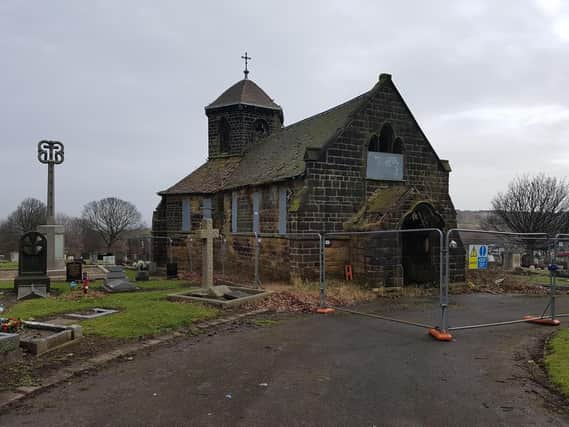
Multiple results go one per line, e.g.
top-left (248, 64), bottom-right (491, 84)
top-left (197, 219), bottom-right (219, 289)
top-left (37, 140), bottom-right (66, 273)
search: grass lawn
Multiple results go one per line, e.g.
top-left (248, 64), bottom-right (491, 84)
top-left (3, 279), bottom-right (219, 339)
top-left (526, 271), bottom-right (569, 286)
top-left (0, 262), bottom-right (17, 270)
top-left (546, 328), bottom-right (569, 395)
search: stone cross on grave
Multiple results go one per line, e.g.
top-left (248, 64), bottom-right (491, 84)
top-left (197, 219), bottom-right (219, 289)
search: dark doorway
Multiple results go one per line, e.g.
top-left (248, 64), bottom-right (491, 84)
top-left (401, 203), bottom-right (444, 285)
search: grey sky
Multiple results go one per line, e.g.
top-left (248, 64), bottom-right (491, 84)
top-left (1, 0), bottom-right (568, 224)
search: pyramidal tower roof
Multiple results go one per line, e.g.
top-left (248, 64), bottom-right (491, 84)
top-left (205, 78), bottom-right (282, 112)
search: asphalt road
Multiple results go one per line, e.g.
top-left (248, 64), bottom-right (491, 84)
top-left (2, 294), bottom-right (569, 427)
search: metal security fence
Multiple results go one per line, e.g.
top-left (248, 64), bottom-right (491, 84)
top-left (441, 229), bottom-right (569, 338)
top-left (319, 229), bottom-right (448, 337)
top-left (216, 232), bottom-right (323, 289)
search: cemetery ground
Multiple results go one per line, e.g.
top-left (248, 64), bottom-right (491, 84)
top-left (3, 270), bottom-right (569, 425)
top-left (0, 270), bottom-right (373, 398)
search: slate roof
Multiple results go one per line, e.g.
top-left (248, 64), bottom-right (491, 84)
top-left (160, 157), bottom-right (241, 195)
top-left (160, 85), bottom-right (374, 195)
top-left (205, 79), bottom-right (282, 111)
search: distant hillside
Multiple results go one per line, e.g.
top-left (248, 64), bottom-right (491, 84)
top-left (456, 210), bottom-right (490, 230)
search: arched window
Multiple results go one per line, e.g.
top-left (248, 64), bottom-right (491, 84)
top-left (392, 137), bottom-right (403, 154)
top-left (252, 119), bottom-right (270, 141)
top-left (368, 135), bottom-right (380, 152)
top-left (219, 118), bottom-right (231, 154)
top-left (379, 123), bottom-right (394, 153)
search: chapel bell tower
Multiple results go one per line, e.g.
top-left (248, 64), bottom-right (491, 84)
top-left (204, 52), bottom-right (284, 158)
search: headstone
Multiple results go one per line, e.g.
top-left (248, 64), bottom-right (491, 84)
top-left (102, 255), bottom-right (116, 265)
top-left (106, 265), bottom-right (127, 280)
top-left (103, 265), bottom-right (138, 293)
top-left (197, 219), bottom-right (220, 289)
top-left (148, 261), bottom-right (157, 274)
top-left (66, 260), bottom-right (83, 282)
top-left (166, 262), bottom-right (178, 279)
top-left (13, 232), bottom-right (51, 292)
top-left (135, 270), bottom-right (150, 281)
top-left (10, 252), bottom-right (18, 263)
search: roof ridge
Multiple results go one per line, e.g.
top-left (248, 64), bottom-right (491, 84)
top-left (280, 90), bottom-right (371, 132)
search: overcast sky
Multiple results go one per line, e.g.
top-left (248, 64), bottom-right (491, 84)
top-left (1, 0), bottom-right (568, 225)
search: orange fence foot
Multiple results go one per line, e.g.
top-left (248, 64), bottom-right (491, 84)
top-left (316, 307), bottom-right (335, 314)
top-left (523, 316), bottom-right (561, 326)
top-left (429, 328), bottom-right (453, 342)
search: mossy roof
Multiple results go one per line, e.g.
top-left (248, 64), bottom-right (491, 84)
top-left (160, 84), bottom-right (375, 195)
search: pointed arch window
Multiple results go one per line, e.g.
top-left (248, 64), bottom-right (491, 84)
top-left (366, 123), bottom-right (404, 181)
top-left (379, 123), bottom-right (394, 153)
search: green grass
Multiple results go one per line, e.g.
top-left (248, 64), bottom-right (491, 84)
top-left (546, 328), bottom-right (569, 395)
top-left (525, 271), bottom-right (569, 286)
top-left (0, 262), bottom-right (17, 270)
top-left (4, 279), bottom-right (219, 339)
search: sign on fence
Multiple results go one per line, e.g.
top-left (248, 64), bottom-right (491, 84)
top-left (468, 245), bottom-right (488, 270)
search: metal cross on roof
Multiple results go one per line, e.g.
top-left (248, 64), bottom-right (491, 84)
top-left (241, 51), bottom-right (251, 79)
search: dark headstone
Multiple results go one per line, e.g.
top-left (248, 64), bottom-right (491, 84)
top-left (166, 263), bottom-right (178, 279)
top-left (135, 270), bottom-right (149, 281)
top-left (102, 265), bottom-right (138, 293)
top-left (13, 232), bottom-right (51, 292)
top-left (103, 279), bottom-right (138, 293)
top-left (66, 261), bottom-right (83, 282)
top-left (105, 265), bottom-right (127, 281)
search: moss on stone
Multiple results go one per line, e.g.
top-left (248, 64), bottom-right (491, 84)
top-left (289, 186), bottom-right (308, 212)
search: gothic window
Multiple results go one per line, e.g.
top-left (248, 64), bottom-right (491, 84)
top-left (252, 119), bottom-right (270, 140)
top-left (219, 118), bottom-right (231, 154)
top-left (366, 123), bottom-right (404, 181)
top-left (379, 123), bottom-right (394, 153)
top-left (392, 137), bottom-right (403, 154)
top-left (368, 135), bottom-right (380, 152)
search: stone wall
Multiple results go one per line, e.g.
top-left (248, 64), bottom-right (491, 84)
top-left (291, 76), bottom-right (462, 285)
top-left (206, 105), bottom-right (282, 157)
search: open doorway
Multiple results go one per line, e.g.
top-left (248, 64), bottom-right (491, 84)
top-left (401, 203), bottom-right (444, 285)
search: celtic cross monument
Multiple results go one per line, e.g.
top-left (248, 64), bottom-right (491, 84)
top-left (36, 140), bottom-right (66, 274)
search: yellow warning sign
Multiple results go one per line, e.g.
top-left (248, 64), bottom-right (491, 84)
top-left (468, 245), bottom-right (478, 270)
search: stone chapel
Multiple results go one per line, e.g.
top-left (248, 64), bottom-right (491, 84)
top-left (152, 69), bottom-right (464, 286)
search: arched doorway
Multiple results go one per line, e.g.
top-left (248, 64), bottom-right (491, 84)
top-left (401, 203), bottom-right (444, 285)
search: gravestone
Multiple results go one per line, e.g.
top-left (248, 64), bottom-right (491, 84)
top-left (166, 262), bottom-right (178, 279)
top-left (135, 263), bottom-right (149, 281)
top-left (13, 232), bottom-right (51, 292)
top-left (103, 265), bottom-right (138, 293)
top-left (66, 260), bottom-right (83, 282)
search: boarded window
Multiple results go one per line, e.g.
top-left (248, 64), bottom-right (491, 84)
top-left (278, 188), bottom-right (287, 234)
top-left (237, 194), bottom-right (253, 232)
top-left (252, 192), bottom-right (260, 233)
top-left (202, 198), bottom-right (212, 220)
top-left (367, 152), bottom-right (404, 181)
top-left (231, 193), bottom-right (238, 232)
top-left (181, 199), bottom-right (191, 232)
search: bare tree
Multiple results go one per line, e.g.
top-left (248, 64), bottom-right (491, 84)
top-left (81, 197), bottom-right (143, 252)
top-left (7, 198), bottom-right (47, 234)
top-left (488, 174), bottom-right (569, 235)
top-left (0, 198), bottom-right (47, 252)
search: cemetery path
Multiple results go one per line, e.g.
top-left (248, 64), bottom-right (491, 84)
top-left (2, 294), bottom-right (569, 427)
